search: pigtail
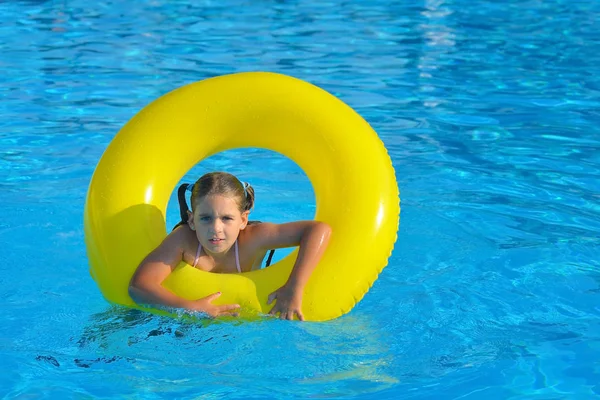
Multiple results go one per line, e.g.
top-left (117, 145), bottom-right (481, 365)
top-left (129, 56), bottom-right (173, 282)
top-left (171, 183), bottom-right (191, 231)
top-left (243, 182), bottom-right (255, 211)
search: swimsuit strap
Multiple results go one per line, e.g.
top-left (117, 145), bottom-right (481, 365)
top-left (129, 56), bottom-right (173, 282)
top-left (235, 240), bottom-right (241, 273)
top-left (193, 242), bottom-right (202, 268)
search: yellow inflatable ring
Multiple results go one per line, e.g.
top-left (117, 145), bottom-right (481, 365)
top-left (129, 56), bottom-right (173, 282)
top-left (84, 72), bottom-right (400, 321)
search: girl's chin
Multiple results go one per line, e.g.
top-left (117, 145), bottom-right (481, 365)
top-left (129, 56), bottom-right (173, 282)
top-left (204, 239), bottom-right (229, 250)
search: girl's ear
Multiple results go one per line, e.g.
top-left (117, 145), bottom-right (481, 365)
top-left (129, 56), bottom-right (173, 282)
top-left (187, 210), bottom-right (195, 231)
top-left (240, 210), bottom-right (249, 230)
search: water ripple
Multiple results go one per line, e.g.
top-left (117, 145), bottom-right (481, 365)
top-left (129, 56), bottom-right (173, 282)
top-left (1, 0), bottom-right (600, 398)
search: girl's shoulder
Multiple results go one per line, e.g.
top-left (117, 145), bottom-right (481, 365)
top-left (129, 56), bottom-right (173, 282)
top-left (242, 220), bottom-right (326, 251)
top-left (243, 221), bottom-right (278, 234)
top-left (239, 221), bottom-right (275, 245)
top-left (167, 224), bottom-right (199, 253)
top-left (240, 221), bottom-right (299, 251)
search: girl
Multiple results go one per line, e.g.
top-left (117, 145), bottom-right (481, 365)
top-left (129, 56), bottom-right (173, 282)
top-left (128, 172), bottom-right (332, 321)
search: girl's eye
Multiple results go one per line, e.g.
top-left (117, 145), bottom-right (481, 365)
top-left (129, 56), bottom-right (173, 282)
top-left (200, 216), bottom-right (211, 222)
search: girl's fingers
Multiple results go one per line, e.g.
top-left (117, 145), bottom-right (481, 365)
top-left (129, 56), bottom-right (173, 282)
top-left (218, 304), bottom-right (241, 313)
top-left (282, 311), bottom-right (293, 320)
top-left (205, 292), bottom-right (222, 302)
top-left (223, 312), bottom-right (239, 317)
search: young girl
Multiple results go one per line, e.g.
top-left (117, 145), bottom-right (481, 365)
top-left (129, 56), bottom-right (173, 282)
top-left (128, 172), bottom-right (332, 321)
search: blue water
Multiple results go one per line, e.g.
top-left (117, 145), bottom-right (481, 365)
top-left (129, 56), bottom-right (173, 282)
top-left (2, 0), bottom-right (600, 398)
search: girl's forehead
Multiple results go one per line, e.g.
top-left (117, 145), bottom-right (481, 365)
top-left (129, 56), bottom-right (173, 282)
top-left (194, 194), bottom-right (241, 212)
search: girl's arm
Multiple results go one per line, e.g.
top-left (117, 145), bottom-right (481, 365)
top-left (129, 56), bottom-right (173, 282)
top-left (129, 228), bottom-right (240, 317)
top-left (252, 221), bottom-right (332, 320)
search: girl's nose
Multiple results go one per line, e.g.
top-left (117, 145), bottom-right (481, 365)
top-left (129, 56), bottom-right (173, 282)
top-left (211, 219), bottom-right (224, 232)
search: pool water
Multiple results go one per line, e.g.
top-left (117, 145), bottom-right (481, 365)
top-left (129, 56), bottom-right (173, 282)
top-left (2, 0), bottom-right (600, 398)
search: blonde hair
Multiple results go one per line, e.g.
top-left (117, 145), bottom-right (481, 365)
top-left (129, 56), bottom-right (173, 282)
top-left (190, 172), bottom-right (255, 212)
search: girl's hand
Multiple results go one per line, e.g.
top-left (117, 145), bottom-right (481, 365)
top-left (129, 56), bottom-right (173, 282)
top-left (267, 285), bottom-right (304, 321)
top-left (190, 292), bottom-right (240, 318)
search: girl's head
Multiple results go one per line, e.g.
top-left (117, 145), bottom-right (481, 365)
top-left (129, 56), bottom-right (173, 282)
top-left (187, 172), bottom-right (255, 253)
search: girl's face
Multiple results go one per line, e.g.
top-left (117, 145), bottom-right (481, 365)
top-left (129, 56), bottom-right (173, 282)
top-left (188, 194), bottom-right (248, 254)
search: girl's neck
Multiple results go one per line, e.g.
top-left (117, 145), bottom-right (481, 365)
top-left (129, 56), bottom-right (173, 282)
top-left (203, 241), bottom-right (236, 264)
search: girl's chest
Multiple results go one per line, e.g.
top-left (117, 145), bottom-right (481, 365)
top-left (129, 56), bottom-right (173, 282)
top-left (183, 248), bottom-right (263, 273)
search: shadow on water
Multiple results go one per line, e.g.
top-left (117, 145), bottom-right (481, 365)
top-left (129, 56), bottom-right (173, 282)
top-left (75, 305), bottom-right (229, 349)
top-left (70, 305), bottom-right (401, 397)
